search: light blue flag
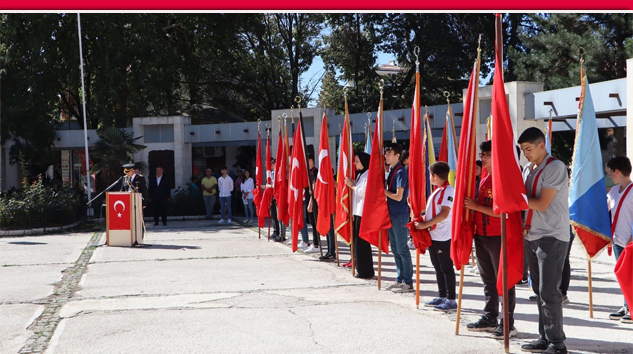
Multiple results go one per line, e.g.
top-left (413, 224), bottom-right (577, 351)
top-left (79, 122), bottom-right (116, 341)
top-left (569, 74), bottom-right (612, 258)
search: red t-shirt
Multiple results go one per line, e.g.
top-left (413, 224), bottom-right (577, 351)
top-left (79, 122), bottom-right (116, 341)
top-left (474, 175), bottom-right (501, 236)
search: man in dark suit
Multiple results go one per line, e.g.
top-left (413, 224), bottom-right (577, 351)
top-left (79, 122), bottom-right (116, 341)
top-left (120, 163), bottom-right (148, 209)
top-left (148, 166), bottom-right (171, 226)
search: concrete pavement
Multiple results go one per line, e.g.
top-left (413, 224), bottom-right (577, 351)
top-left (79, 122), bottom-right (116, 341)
top-left (0, 219), bottom-right (631, 354)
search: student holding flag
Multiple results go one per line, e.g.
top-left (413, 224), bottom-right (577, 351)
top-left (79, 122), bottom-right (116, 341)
top-left (518, 127), bottom-right (569, 354)
top-left (345, 152), bottom-right (374, 279)
top-left (464, 141), bottom-right (518, 338)
top-left (384, 143), bottom-right (413, 293)
top-left (606, 156), bottom-right (633, 323)
top-left (415, 161), bottom-right (456, 310)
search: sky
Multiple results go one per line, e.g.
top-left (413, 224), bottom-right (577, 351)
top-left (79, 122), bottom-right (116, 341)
top-left (300, 51), bottom-right (397, 107)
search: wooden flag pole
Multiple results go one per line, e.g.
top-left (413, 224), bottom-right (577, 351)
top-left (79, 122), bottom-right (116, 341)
top-left (588, 259), bottom-right (594, 318)
top-left (501, 212), bottom-right (510, 353)
top-left (416, 249), bottom-right (421, 309)
top-left (334, 215), bottom-right (340, 266)
top-left (378, 231), bottom-right (382, 290)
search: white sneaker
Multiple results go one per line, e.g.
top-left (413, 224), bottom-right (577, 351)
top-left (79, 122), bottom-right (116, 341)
top-left (407, 238), bottom-right (416, 250)
top-left (469, 265), bottom-right (479, 274)
top-left (285, 239), bottom-right (293, 245)
top-left (304, 245), bottom-right (319, 253)
top-left (227, 219), bottom-right (232, 223)
top-left (218, 219), bottom-right (225, 224)
top-left (298, 241), bottom-right (308, 249)
top-left (385, 282), bottom-right (403, 291)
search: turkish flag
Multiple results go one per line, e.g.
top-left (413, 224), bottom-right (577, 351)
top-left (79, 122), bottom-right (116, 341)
top-left (288, 120), bottom-right (309, 252)
top-left (258, 134), bottom-right (274, 227)
top-left (615, 242), bottom-right (633, 309)
top-left (252, 131), bottom-right (263, 214)
top-left (404, 71), bottom-right (432, 254)
top-left (450, 61), bottom-right (479, 270)
top-left (108, 192), bottom-right (131, 230)
top-left (274, 129), bottom-right (289, 226)
top-left (438, 119), bottom-right (448, 163)
top-left (492, 13), bottom-right (527, 292)
top-left (334, 105), bottom-right (354, 244)
top-left (359, 100), bottom-right (391, 254)
top-left (314, 113), bottom-right (335, 236)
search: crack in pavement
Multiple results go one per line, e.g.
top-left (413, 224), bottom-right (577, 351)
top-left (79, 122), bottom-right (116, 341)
top-left (287, 308), bottom-right (331, 353)
top-left (17, 231), bottom-right (102, 354)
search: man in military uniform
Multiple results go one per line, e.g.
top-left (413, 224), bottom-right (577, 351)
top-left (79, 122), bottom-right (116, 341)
top-left (120, 163), bottom-right (148, 209)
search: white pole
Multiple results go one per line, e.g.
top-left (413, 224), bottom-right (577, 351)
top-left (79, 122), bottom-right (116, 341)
top-left (77, 13), bottom-right (93, 216)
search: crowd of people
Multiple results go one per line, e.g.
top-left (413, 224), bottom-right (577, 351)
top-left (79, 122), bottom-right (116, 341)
top-left (248, 127), bottom-right (631, 354)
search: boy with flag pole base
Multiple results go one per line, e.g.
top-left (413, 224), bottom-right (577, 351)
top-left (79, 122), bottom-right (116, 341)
top-left (518, 128), bottom-right (569, 354)
top-left (415, 162), bottom-right (456, 310)
top-left (606, 157), bottom-right (633, 323)
top-left (464, 141), bottom-right (518, 338)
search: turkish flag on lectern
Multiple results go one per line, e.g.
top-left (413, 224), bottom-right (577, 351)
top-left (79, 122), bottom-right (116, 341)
top-left (108, 192), bottom-right (131, 230)
top-left (288, 121), bottom-right (309, 252)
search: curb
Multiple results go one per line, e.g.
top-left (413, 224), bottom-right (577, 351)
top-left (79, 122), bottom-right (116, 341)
top-left (0, 222), bottom-right (80, 237)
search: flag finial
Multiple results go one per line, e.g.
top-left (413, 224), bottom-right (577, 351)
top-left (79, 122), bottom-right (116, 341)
top-left (291, 105), bottom-right (295, 124)
top-left (265, 122), bottom-right (271, 137)
top-left (277, 116), bottom-right (281, 133)
top-left (414, 46), bottom-right (420, 73)
top-left (257, 119), bottom-right (261, 132)
top-left (444, 91), bottom-right (451, 105)
top-left (477, 34), bottom-right (482, 53)
top-left (578, 47), bottom-right (585, 72)
top-left (379, 79), bottom-right (385, 100)
top-left (294, 96), bottom-right (302, 110)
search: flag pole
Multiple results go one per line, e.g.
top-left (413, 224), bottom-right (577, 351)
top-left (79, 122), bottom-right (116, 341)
top-left (377, 79), bottom-right (385, 289)
top-left (336, 121), bottom-right (341, 267)
top-left (257, 120), bottom-right (262, 240)
top-left (578, 49), bottom-right (595, 319)
top-left (266, 123), bottom-right (271, 242)
top-left (413, 49), bottom-right (421, 308)
top-left (456, 36), bottom-right (482, 335)
top-left (343, 89), bottom-right (356, 277)
top-left (495, 15), bottom-right (510, 353)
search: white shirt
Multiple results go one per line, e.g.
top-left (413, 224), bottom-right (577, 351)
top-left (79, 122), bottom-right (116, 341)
top-left (425, 184), bottom-right (454, 241)
top-left (241, 177), bottom-right (255, 201)
top-left (352, 171), bottom-right (368, 217)
top-left (156, 175), bottom-right (162, 186)
top-left (607, 182), bottom-right (633, 247)
top-left (218, 175), bottom-right (234, 197)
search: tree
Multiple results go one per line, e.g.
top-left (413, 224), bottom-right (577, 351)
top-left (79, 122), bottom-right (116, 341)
top-left (509, 13), bottom-right (633, 90)
top-left (90, 127), bottom-right (147, 189)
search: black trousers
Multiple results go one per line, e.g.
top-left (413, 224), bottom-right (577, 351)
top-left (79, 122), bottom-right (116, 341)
top-left (152, 200), bottom-right (168, 224)
top-left (560, 234), bottom-right (574, 296)
top-left (307, 200), bottom-right (319, 246)
top-left (353, 216), bottom-right (374, 278)
top-left (474, 235), bottom-right (516, 326)
top-left (428, 239), bottom-right (456, 300)
top-left (270, 199), bottom-right (280, 234)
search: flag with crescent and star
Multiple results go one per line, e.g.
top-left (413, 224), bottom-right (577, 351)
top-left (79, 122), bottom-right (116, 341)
top-left (108, 192), bottom-right (131, 230)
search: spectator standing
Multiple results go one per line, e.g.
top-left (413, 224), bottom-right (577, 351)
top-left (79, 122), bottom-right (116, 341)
top-left (241, 170), bottom-right (255, 224)
top-left (201, 168), bottom-right (218, 220)
top-left (218, 166), bottom-right (234, 223)
top-left (148, 166), bottom-right (171, 226)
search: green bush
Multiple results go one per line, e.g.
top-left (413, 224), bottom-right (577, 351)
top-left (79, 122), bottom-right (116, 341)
top-left (0, 175), bottom-right (79, 228)
top-left (167, 186), bottom-right (206, 217)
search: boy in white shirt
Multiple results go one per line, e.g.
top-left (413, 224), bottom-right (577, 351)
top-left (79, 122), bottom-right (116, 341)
top-left (606, 156), bottom-right (633, 323)
top-left (414, 161), bottom-right (456, 311)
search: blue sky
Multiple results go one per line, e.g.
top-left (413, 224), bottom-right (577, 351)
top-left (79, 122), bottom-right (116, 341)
top-left (300, 51), bottom-right (397, 107)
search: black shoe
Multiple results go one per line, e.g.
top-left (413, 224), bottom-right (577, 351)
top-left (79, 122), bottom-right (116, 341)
top-left (153, 222), bottom-right (159, 226)
top-left (518, 278), bottom-right (529, 285)
top-left (163, 222), bottom-right (167, 226)
top-left (529, 294), bottom-right (538, 301)
top-left (621, 313), bottom-right (632, 323)
top-left (521, 339), bottom-right (548, 352)
top-left (543, 344), bottom-right (567, 354)
top-left (319, 253), bottom-right (335, 261)
top-left (354, 273), bottom-right (374, 279)
top-left (609, 306), bottom-right (627, 320)
top-left (466, 316), bottom-right (498, 332)
top-left (491, 323), bottom-right (518, 339)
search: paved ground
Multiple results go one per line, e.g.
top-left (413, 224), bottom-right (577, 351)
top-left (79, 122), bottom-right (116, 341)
top-left (0, 218), bottom-right (631, 354)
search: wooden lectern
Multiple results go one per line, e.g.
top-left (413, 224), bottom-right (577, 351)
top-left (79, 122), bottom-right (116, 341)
top-left (106, 192), bottom-right (144, 246)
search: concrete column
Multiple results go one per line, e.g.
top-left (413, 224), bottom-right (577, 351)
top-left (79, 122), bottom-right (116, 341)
top-left (626, 58), bottom-right (633, 158)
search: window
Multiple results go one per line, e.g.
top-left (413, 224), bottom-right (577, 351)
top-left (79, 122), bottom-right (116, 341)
top-left (144, 125), bottom-right (174, 143)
